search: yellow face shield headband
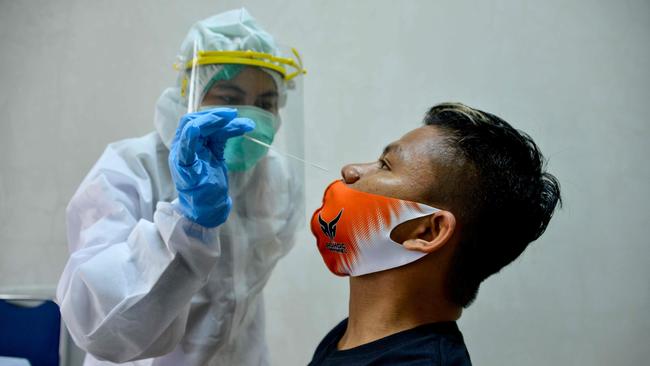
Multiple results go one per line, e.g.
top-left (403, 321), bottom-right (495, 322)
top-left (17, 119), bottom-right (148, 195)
top-left (177, 48), bottom-right (306, 81)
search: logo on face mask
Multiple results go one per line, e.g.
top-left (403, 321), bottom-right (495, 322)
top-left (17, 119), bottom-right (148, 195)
top-left (318, 209), bottom-right (346, 253)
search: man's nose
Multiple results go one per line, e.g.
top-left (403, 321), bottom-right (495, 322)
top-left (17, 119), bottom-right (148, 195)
top-left (341, 163), bottom-right (370, 184)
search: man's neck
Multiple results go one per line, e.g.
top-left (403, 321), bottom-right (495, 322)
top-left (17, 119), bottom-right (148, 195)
top-left (338, 266), bottom-right (462, 350)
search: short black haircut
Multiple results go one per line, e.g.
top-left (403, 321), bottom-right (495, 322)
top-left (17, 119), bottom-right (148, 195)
top-left (424, 102), bottom-right (561, 308)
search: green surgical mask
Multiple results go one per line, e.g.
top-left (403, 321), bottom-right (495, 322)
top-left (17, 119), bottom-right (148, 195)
top-left (200, 105), bottom-right (280, 172)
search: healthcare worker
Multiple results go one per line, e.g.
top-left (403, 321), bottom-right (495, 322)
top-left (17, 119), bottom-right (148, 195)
top-left (56, 8), bottom-right (306, 365)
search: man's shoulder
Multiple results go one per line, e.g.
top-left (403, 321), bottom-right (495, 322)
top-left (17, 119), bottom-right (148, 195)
top-left (311, 318), bottom-right (348, 358)
top-left (368, 322), bottom-right (472, 366)
top-left (309, 320), bottom-right (472, 366)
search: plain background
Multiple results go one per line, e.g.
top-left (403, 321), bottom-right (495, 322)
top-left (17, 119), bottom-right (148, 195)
top-left (1, 0), bottom-right (649, 365)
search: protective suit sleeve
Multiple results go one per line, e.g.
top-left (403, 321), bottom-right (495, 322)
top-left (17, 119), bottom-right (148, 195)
top-left (56, 142), bottom-right (223, 362)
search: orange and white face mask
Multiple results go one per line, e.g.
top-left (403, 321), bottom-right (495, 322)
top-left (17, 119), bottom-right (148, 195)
top-left (311, 180), bottom-right (439, 277)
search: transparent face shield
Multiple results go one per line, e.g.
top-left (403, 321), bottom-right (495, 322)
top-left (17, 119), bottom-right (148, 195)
top-left (176, 43), bottom-right (332, 237)
top-left (177, 44), bottom-right (322, 172)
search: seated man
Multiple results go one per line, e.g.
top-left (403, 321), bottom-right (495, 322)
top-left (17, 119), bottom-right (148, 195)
top-left (309, 102), bottom-right (561, 365)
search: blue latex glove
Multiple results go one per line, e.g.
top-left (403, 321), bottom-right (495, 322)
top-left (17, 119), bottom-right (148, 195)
top-left (169, 107), bottom-right (255, 227)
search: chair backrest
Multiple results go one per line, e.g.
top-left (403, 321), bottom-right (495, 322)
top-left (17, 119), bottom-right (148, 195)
top-left (0, 298), bottom-right (61, 366)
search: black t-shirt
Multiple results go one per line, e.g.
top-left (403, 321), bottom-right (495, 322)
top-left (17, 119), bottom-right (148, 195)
top-left (309, 318), bottom-right (472, 366)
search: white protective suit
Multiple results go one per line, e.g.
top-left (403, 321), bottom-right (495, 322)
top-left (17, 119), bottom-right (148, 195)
top-left (56, 9), bottom-right (303, 365)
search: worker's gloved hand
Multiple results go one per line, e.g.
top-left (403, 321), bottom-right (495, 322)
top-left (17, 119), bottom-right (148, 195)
top-left (169, 107), bottom-right (255, 227)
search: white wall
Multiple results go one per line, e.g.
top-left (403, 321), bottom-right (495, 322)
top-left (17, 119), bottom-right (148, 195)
top-left (1, 1), bottom-right (648, 365)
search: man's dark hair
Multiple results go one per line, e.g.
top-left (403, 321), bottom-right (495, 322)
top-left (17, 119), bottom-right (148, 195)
top-left (424, 102), bottom-right (561, 308)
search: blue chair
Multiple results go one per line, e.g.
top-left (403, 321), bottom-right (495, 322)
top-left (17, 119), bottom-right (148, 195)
top-left (0, 297), bottom-right (61, 366)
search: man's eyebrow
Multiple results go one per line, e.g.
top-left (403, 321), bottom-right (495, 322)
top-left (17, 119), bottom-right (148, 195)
top-left (382, 143), bottom-right (403, 159)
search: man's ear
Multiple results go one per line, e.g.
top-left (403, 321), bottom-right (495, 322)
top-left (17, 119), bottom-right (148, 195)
top-left (403, 211), bottom-right (456, 253)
